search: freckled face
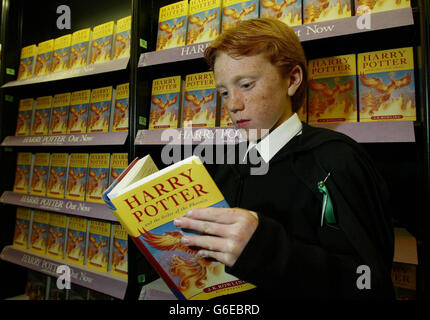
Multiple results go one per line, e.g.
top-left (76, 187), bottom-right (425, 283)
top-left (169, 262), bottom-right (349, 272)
top-left (214, 52), bottom-right (293, 139)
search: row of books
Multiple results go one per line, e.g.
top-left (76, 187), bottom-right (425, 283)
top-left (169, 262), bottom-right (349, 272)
top-left (13, 207), bottom-right (128, 276)
top-left (15, 83), bottom-right (129, 136)
top-left (13, 152), bottom-right (128, 203)
top-left (17, 16), bottom-right (131, 80)
top-left (156, 0), bottom-right (411, 50)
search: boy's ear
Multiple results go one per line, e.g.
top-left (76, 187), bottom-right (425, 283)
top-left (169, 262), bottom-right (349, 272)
top-left (287, 65), bottom-right (303, 97)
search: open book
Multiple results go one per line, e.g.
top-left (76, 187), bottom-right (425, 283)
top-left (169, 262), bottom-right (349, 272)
top-left (103, 155), bottom-right (255, 300)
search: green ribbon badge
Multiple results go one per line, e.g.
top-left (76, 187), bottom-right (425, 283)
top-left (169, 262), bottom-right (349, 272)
top-left (317, 173), bottom-right (336, 227)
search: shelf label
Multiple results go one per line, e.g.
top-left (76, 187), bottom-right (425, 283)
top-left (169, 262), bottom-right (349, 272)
top-left (140, 38), bottom-right (147, 49)
top-left (6, 68), bottom-right (15, 75)
top-left (5, 95), bottom-right (14, 102)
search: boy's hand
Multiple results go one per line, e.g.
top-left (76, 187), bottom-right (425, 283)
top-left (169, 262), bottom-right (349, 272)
top-left (173, 207), bottom-right (258, 267)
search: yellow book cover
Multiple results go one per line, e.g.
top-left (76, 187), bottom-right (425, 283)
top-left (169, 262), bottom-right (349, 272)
top-left (88, 86), bottom-right (113, 133)
top-left (13, 207), bottom-right (32, 249)
top-left (90, 21), bottom-right (114, 64)
top-left (47, 153), bottom-right (69, 199)
top-left (13, 152), bottom-right (33, 194)
top-left (66, 216), bottom-right (88, 265)
top-left (50, 93), bottom-right (71, 134)
top-left (86, 153), bottom-right (110, 203)
top-left (222, 0), bottom-right (259, 32)
top-left (183, 72), bottom-right (217, 128)
top-left (112, 83), bottom-right (129, 132)
top-left (32, 96), bottom-right (53, 136)
top-left (69, 28), bottom-right (91, 69)
top-left (87, 220), bottom-right (111, 271)
top-left (103, 155), bottom-right (256, 300)
top-left (67, 89), bottom-right (90, 134)
top-left (219, 105), bottom-right (234, 127)
top-left (15, 98), bottom-right (35, 136)
top-left (113, 16), bottom-right (131, 59)
top-left (187, 0), bottom-right (222, 45)
top-left (34, 39), bottom-right (54, 77)
top-left (111, 223), bottom-right (128, 277)
top-left (304, 0), bottom-right (351, 24)
top-left (260, 0), bottom-right (302, 27)
top-left (358, 47), bottom-right (416, 121)
top-left (30, 153), bottom-right (51, 196)
top-left (109, 153), bottom-right (129, 186)
top-left (47, 213), bottom-right (68, 259)
top-left (149, 76), bottom-right (181, 129)
top-left (156, 0), bottom-right (188, 51)
top-left (308, 54), bottom-right (357, 123)
top-left (51, 34), bottom-right (72, 73)
top-left (355, 0), bottom-right (410, 15)
top-left (65, 153), bottom-right (89, 201)
top-left (30, 210), bottom-right (50, 254)
top-left (17, 44), bottom-right (37, 80)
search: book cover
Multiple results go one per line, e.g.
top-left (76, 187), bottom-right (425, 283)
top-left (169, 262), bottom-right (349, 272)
top-left (67, 89), bottom-right (90, 134)
top-left (260, 0), bottom-right (302, 27)
top-left (47, 153), bottom-right (69, 199)
top-left (66, 216), bottom-right (88, 265)
top-left (17, 44), bottom-right (37, 80)
top-left (222, 0), bottom-right (259, 32)
top-left (149, 76), bottom-right (182, 129)
top-left (13, 152), bottom-right (33, 194)
top-left (90, 21), bottom-right (115, 64)
top-left (109, 153), bottom-right (129, 186)
top-left (15, 98), bottom-right (35, 136)
top-left (183, 72), bottom-right (217, 128)
top-left (112, 83), bottom-right (129, 132)
top-left (308, 54), bottom-right (357, 123)
top-left (30, 210), bottom-right (50, 254)
top-left (303, 0), bottom-right (351, 24)
top-left (32, 96), bottom-right (53, 136)
top-left (111, 223), bottom-right (128, 277)
top-left (219, 105), bottom-right (234, 127)
top-left (51, 34), bottom-right (72, 73)
top-left (65, 153), bottom-right (89, 201)
top-left (113, 16), bottom-right (131, 59)
top-left (187, 0), bottom-right (222, 45)
top-left (25, 271), bottom-right (48, 300)
top-left (69, 28), bottom-right (91, 69)
top-left (47, 213), bottom-right (68, 259)
top-left (104, 155), bottom-right (256, 300)
top-left (30, 153), bottom-right (51, 196)
top-left (34, 39), bottom-right (54, 77)
top-left (88, 86), bottom-right (113, 133)
top-left (13, 207), bottom-right (33, 249)
top-left (50, 92), bottom-right (71, 135)
top-left (358, 47), bottom-right (416, 121)
top-left (156, 0), bottom-right (188, 51)
top-left (86, 153), bottom-right (110, 203)
top-left (87, 220), bottom-right (111, 272)
top-left (355, 0), bottom-right (410, 15)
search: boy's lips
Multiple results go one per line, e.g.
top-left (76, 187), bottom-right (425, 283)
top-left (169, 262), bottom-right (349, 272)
top-left (236, 119), bottom-right (251, 128)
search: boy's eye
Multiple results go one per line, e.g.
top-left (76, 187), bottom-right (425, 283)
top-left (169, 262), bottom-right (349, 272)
top-left (241, 81), bottom-right (254, 89)
top-left (219, 90), bottom-right (228, 98)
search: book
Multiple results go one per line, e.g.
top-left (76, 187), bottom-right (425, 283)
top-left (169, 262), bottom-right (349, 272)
top-left (187, 0), bottom-right (222, 45)
top-left (32, 96), bottom-right (53, 136)
top-left (51, 34), bottom-right (72, 73)
top-left (46, 213), bottom-right (68, 259)
top-left (47, 153), bottom-right (69, 199)
top-left (15, 98), bottom-right (35, 136)
top-left (86, 153), bottom-right (110, 203)
top-left (222, 0), bottom-right (259, 32)
top-left (103, 155), bottom-right (256, 300)
top-left (65, 153), bottom-right (89, 201)
top-left (111, 223), bottom-right (128, 277)
top-left (183, 72), bottom-right (217, 128)
top-left (260, 0), bottom-right (302, 27)
top-left (308, 54), bottom-right (357, 123)
top-left (112, 83), bottom-right (129, 132)
top-left (65, 216), bottom-right (89, 265)
top-left (30, 210), bottom-right (50, 254)
top-left (355, 0), bottom-right (410, 15)
top-left (17, 44), bottom-right (37, 80)
top-left (88, 86), bottom-right (114, 133)
top-left (50, 92), bottom-right (71, 134)
top-left (13, 207), bottom-right (33, 249)
top-left (13, 152), bottom-right (34, 194)
top-left (358, 47), bottom-right (416, 121)
top-left (67, 89), bottom-right (91, 134)
top-left (156, 0), bottom-right (188, 51)
top-left (87, 220), bottom-right (111, 272)
top-left (90, 21), bottom-right (115, 64)
top-left (69, 28), bottom-right (91, 69)
top-left (149, 76), bottom-right (182, 129)
top-left (34, 39), bottom-right (54, 77)
top-left (303, 0), bottom-right (351, 24)
top-left (219, 105), bottom-right (234, 127)
top-left (109, 153), bottom-right (129, 186)
top-left (25, 271), bottom-right (48, 300)
top-left (113, 16), bottom-right (131, 59)
top-left (30, 153), bottom-right (51, 196)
